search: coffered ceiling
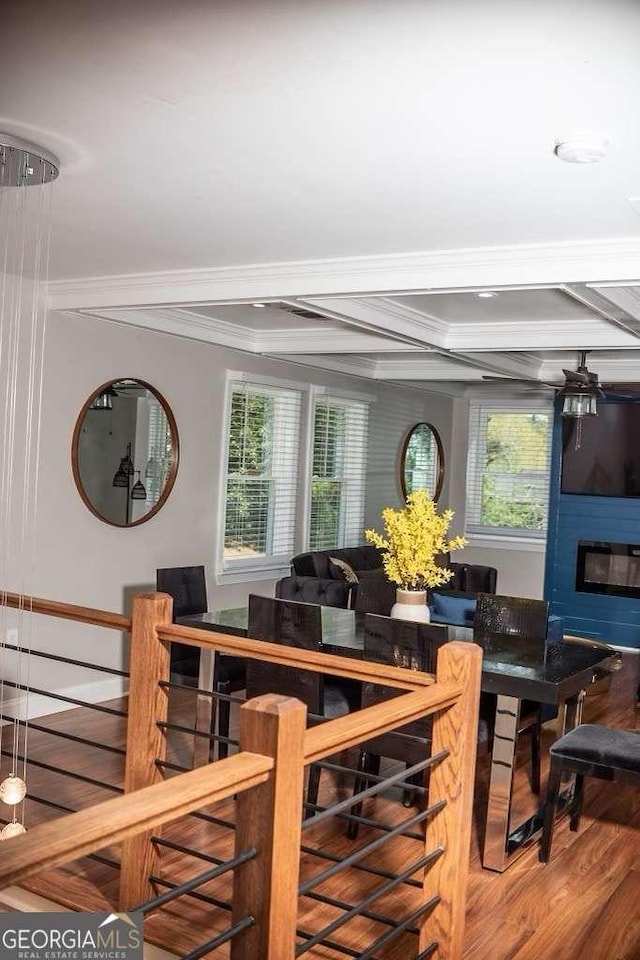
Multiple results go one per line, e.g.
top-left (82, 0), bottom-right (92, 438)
top-left (4, 0), bottom-right (640, 393)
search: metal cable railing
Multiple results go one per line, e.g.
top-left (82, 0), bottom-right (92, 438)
top-left (294, 750), bottom-right (450, 958)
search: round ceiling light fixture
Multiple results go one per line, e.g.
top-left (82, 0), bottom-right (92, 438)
top-left (476, 291), bottom-right (498, 299)
top-left (554, 132), bottom-right (610, 164)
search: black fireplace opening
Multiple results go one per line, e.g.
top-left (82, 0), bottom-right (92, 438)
top-left (576, 540), bottom-right (640, 598)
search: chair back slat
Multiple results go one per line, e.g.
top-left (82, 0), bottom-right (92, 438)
top-left (246, 596), bottom-right (324, 714)
top-left (156, 565), bottom-right (207, 620)
top-left (362, 614), bottom-right (448, 754)
top-left (474, 593), bottom-right (549, 641)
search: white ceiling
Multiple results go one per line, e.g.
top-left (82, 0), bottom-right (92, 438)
top-left (4, 0), bottom-right (640, 394)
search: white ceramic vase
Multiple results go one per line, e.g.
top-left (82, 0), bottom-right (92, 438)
top-left (390, 588), bottom-right (431, 623)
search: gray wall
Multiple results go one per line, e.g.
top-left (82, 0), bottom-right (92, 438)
top-left (19, 311), bottom-right (455, 704)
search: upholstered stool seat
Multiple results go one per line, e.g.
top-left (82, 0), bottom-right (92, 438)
top-left (539, 723), bottom-right (640, 862)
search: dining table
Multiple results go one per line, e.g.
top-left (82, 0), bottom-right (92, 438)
top-left (177, 603), bottom-right (618, 872)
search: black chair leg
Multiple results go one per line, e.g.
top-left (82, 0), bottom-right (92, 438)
top-left (402, 768), bottom-right (422, 807)
top-left (348, 749), bottom-right (369, 840)
top-left (539, 756), bottom-right (563, 863)
top-left (569, 773), bottom-right (585, 832)
top-left (530, 720), bottom-right (541, 795)
top-left (347, 751), bottom-right (379, 840)
top-left (215, 680), bottom-right (231, 760)
top-left (307, 763), bottom-right (321, 815)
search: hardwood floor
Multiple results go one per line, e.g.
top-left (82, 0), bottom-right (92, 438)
top-left (3, 654), bottom-right (639, 959)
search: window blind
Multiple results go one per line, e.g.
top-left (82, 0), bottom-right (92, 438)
top-left (465, 401), bottom-right (552, 539)
top-left (223, 381), bottom-right (301, 564)
top-left (144, 399), bottom-right (170, 508)
top-left (309, 395), bottom-right (369, 550)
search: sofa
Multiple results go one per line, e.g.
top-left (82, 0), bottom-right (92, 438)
top-left (285, 546), bottom-right (498, 620)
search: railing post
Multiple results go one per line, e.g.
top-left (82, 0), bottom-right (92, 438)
top-left (422, 641), bottom-right (482, 960)
top-left (231, 693), bottom-right (307, 960)
top-left (120, 592), bottom-right (173, 910)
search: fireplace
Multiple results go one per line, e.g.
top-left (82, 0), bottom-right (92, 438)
top-left (576, 540), bottom-right (640, 598)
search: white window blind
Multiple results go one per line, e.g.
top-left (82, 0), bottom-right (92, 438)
top-left (309, 395), bottom-right (369, 550)
top-left (466, 401), bottom-right (552, 539)
top-left (144, 399), bottom-right (171, 509)
top-left (223, 381), bottom-right (301, 566)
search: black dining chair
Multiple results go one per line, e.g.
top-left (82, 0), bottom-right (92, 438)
top-left (539, 723), bottom-right (640, 862)
top-left (474, 593), bottom-right (551, 793)
top-left (275, 575), bottom-right (353, 608)
top-left (347, 614), bottom-right (449, 840)
top-left (156, 565), bottom-right (246, 759)
top-left (246, 594), bottom-right (359, 810)
top-left (352, 574), bottom-right (397, 616)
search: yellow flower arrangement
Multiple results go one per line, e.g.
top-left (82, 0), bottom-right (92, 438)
top-left (364, 489), bottom-right (466, 591)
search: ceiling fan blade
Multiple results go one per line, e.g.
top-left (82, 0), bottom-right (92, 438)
top-left (481, 374), bottom-right (560, 389)
top-left (562, 368), bottom-right (591, 385)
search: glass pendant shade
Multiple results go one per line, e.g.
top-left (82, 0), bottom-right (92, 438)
top-left (562, 393), bottom-right (598, 417)
top-left (0, 775), bottom-right (27, 805)
top-left (0, 820), bottom-right (26, 839)
top-left (90, 386), bottom-right (118, 411)
top-left (131, 471), bottom-right (147, 500)
top-left (561, 393), bottom-right (598, 417)
top-left (112, 461), bottom-right (130, 487)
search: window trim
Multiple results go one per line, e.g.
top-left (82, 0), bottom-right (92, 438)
top-left (305, 388), bottom-right (370, 551)
top-left (465, 398), bottom-right (553, 542)
top-left (216, 373), bottom-right (304, 584)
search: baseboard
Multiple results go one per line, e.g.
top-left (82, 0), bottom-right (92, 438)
top-left (0, 676), bottom-right (129, 721)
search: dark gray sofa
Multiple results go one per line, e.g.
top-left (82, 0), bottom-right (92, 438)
top-left (282, 546), bottom-right (497, 617)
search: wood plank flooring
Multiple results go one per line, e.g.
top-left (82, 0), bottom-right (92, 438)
top-left (1, 654), bottom-right (638, 959)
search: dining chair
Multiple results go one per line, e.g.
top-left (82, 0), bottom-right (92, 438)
top-left (352, 574), bottom-right (397, 616)
top-left (539, 723), bottom-right (640, 862)
top-left (347, 614), bottom-right (449, 840)
top-left (246, 594), bottom-right (359, 810)
top-left (275, 575), bottom-right (353, 608)
top-left (156, 565), bottom-right (246, 759)
top-left (474, 593), bottom-right (551, 793)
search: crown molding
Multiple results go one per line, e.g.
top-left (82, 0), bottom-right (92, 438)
top-left (446, 317), bottom-right (635, 350)
top-left (255, 329), bottom-right (419, 354)
top-left (48, 237), bottom-right (640, 311)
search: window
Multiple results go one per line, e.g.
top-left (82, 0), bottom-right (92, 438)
top-left (223, 381), bottom-right (301, 568)
top-left (466, 402), bottom-right (552, 539)
top-left (309, 395), bottom-right (369, 550)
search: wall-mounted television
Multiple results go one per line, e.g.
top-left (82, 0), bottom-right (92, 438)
top-left (561, 401), bottom-right (640, 497)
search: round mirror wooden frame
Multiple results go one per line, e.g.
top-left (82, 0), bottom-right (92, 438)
top-left (72, 378), bottom-right (179, 528)
top-left (397, 421), bottom-right (445, 503)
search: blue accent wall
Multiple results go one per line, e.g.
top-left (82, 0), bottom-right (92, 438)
top-left (544, 402), bottom-right (640, 648)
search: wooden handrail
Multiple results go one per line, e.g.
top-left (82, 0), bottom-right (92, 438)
top-left (0, 590), bottom-right (131, 631)
top-left (163, 623), bottom-right (436, 689)
top-left (304, 681), bottom-right (462, 764)
top-left (0, 752), bottom-right (273, 889)
top-left (0, 590), bottom-right (481, 958)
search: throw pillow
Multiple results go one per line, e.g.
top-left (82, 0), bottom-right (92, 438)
top-left (329, 557), bottom-right (359, 583)
top-left (431, 591), bottom-right (476, 626)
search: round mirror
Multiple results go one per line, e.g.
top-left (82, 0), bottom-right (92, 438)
top-left (398, 422), bottom-right (444, 503)
top-left (72, 379), bottom-right (179, 527)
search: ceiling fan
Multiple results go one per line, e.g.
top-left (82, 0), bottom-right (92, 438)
top-left (482, 351), bottom-right (607, 417)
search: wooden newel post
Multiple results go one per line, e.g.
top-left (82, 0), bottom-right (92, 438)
top-left (120, 592), bottom-right (173, 910)
top-left (421, 641), bottom-right (482, 960)
top-left (231, 694), bottom-right (307, 960)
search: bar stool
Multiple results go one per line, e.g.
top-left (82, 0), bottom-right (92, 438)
top-left (539, 723), bottom-right (640, 862)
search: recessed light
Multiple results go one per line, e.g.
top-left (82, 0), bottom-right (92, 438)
top-left (554, 132), bottom-right (610, 164)
top-left (476, 291), bottom-right (498, 299)
top-left (251, 302), bottom-right (267, 308)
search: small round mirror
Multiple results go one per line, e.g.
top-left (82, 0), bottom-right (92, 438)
top-left (72, 379), bottom-right (179, 527)
top-left (398, 422), bottom-right (444, 503)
